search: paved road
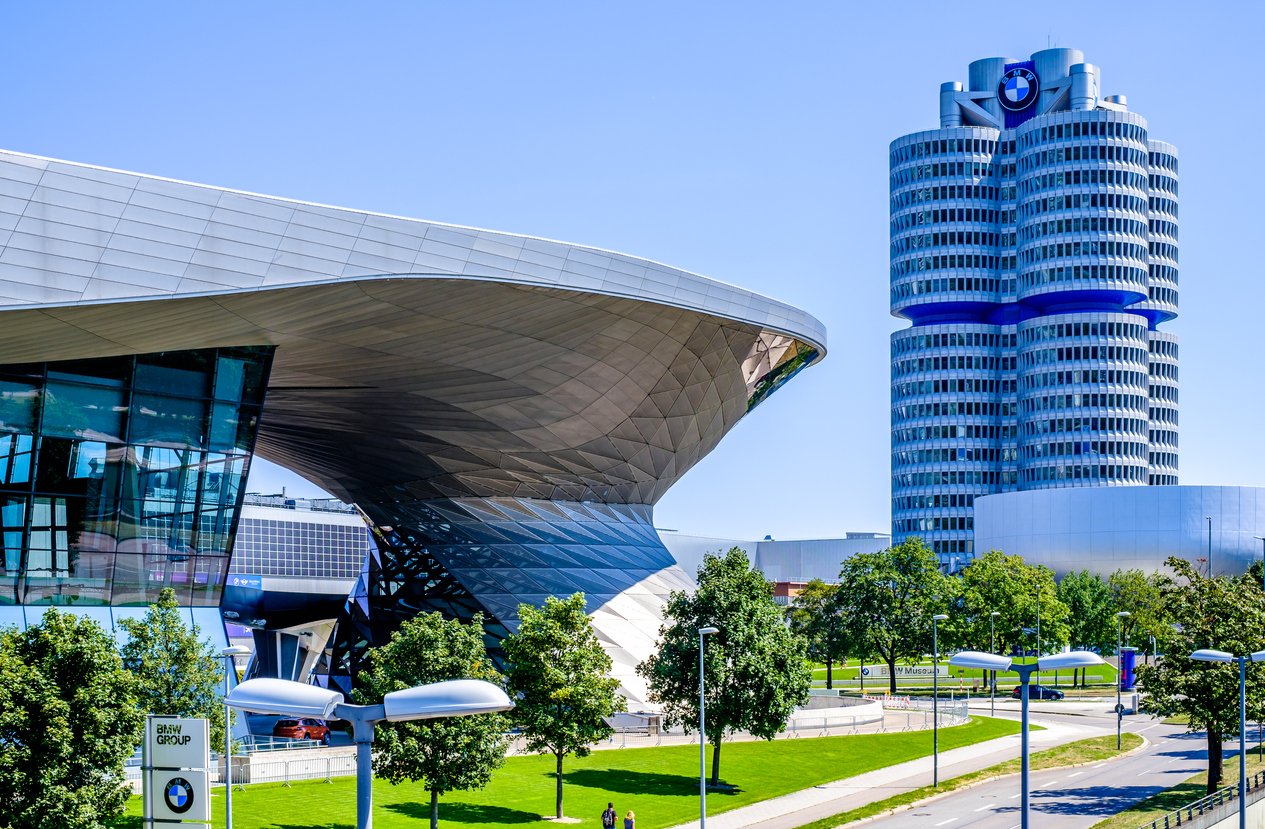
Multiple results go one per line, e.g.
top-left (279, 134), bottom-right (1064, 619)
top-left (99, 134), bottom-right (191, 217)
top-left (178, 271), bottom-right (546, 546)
top-left (862, 709), bottom-right (1217, 829)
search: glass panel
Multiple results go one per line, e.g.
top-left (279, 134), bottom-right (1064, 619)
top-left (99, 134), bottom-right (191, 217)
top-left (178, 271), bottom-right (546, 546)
top-left (0, 379), bottom-right (39, 433)
top-left (0, 496), bottom-right (25, 605)
top-left (209, 403), bottom-right (260, 453)
top-left (23, 545), bottom-right (114, 606)
top-left (189, 607), bottom-right (229, 650)
top-left (109, 551), bottom-right (193, 606)
top-left (134, 352), bottom-right (212, 397)
top-left (41, 382), bottom-right (126, 442)
top-left (129, 394), bottom-right (207, 448)
top-left (47, 356), bottom-right (132, 388)
top-left (191, 556), bottom-right (227, 606)
top-left (213, 356), bottom-right (247, 403)
top-left (0, 433), bottom-right (34, 489)
top-left (0, 605), bottom-right (27, 630)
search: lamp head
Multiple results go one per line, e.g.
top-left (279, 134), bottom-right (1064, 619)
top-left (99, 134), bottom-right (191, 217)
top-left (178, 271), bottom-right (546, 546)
top-left (989, 611), bottom-right (1001, 617)
top-left (1037, 650), bottom-right (1106, 671)
top-left (1190, 649), bottom-right (1234, 663)
top-left (221, 645), bottom-right (252, 657)
top-left (699, 626), bottom-right (719, 636)
top-left (226, 678), bottom-right (344, 718)
top-left (1116, 611), bottom-right (1131, 618)
top-left (380, 679), bottom-right (514, 722)
top-left (932, 614), bottom-right (948, 621)
top-left (949, 651), bottom-right (1013, 672)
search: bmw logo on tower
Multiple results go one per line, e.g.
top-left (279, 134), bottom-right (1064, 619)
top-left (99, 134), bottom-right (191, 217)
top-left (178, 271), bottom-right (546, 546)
top-left (998, 66), bottom-right (1039, 111)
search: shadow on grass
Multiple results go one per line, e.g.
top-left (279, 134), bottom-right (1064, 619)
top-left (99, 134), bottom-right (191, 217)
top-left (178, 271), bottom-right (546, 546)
top-left (566, 768), bottom-right (742, 797)
top-left (384, 801), bottom-right (539, 825)
top-left (271, 825), bottom-right (354, 829)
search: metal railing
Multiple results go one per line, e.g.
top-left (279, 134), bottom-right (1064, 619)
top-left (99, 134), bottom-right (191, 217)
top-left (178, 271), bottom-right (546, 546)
top-left (1140, 771), bottom-right (1265, 829)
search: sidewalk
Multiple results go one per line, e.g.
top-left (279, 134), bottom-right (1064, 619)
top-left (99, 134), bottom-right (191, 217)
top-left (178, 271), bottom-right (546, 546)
top-left (663, 714), bottom-right (1106, 829)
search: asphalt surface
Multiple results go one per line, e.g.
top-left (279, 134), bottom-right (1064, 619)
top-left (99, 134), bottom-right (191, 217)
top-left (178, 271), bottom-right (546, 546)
top-left (861, 707), bottom-right (1220, 829)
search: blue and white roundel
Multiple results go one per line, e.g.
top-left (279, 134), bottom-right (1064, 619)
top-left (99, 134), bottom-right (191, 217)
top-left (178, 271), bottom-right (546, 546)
top-left (998, 67), bottom-right (1039, 111)
top-left (164, 777), bottom-right (194, 814)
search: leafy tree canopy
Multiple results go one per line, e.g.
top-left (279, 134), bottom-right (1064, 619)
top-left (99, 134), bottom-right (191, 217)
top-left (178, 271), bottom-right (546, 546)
top-left (1108, 568), bottom-right (1170, 652)
top-left (1139, 557), bottom-right (1265, 792)
top-left (835, 537), bottom-right (958, 693)
top-left (504, 593), bottom-right (625, 819)
top-left (788, 579), bottom-right (848, 689)
top-left (354, 612), bottom-right (509, 829)
top-left (119, 587), bottom-right (226, 748)
top-left (951, 549), bottom-right (1068, 656)
top-left (637, 547), bottom-right (811, 785)
top-left (1058, 569), bottom-right (1116, 653)
top-left (0, 609), bottom-right (145, 829)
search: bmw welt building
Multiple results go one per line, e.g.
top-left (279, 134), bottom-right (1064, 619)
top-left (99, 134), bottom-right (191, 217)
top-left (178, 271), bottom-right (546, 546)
top-left (0, 148), bottom-right (825, 703)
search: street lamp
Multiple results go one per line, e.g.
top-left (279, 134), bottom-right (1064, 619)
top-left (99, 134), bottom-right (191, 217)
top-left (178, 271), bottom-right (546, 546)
top-left (1116, 611), bottom-right (1131, 750)
top-left (1207, 516), bottom-right (1213, 576)
top-left (699, 626), bottom-right (719, 829)
top-left (226, 677), bottom-right (513, 829)
top-left (219, 645), bottom-right (251, 829)
top-left (1190, 649), bottom-right (1265, 829)
top-left (1254, 536), bottom-right (1265, 592)
top-left (989, 611), bottom-right (1000, 717)
top-left (950, 649), bottom-right (1105, 829)
top-left (932, 613), bottom-right (948, 786)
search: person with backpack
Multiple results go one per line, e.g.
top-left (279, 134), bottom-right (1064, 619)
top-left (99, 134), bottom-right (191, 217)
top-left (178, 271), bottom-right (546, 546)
top-left (601, 803), bottom-right (617, 828)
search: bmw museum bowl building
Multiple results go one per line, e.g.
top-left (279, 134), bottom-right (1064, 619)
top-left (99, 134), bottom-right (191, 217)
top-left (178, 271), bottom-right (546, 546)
top-left (0, 148), bottom-right (825, 703)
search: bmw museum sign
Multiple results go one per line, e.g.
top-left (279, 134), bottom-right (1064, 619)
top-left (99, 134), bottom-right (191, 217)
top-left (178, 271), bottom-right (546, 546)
top-left (143, 716), bottom-right (211, 823)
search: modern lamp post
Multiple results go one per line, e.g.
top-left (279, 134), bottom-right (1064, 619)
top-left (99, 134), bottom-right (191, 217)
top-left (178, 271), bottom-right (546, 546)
top-left (989, 611), bottom-right (1000, 717)
top-left (932, 613), bottom-right (948, 786)
top-left (699, 626), bottom-right (719, 829)
top-left (227, 677), bottom-right (513, 829)
top-left (1189, 649), bottom-right (1265, 829)
top-left (1207, 516), bottom-right (1213, 576)
top-left (1116, 611), bottom-right (1131, 750)
top-left (1254, 536), bottom-right (1265, 591)
top-left (220, 645), bottom-right (251, 829)
top-left (950, 649), bottom-right (1105, 829)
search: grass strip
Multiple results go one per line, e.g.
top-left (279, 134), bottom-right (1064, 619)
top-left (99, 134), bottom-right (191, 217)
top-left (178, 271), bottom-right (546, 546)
top-left (113, 717), bottom-right (1021, 829)
top-left (1089, 754), bottom-right (1265, 829)
top-left (795, 732), bottom-right (1144, 829)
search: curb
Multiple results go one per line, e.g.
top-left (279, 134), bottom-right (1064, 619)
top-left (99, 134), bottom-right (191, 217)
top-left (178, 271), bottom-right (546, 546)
top-left (814, 732), bottom-right (1152, 829)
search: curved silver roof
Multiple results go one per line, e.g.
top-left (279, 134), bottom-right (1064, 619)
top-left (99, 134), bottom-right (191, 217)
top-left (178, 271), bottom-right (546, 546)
top-left (0, 149), bottom-right (826, 505)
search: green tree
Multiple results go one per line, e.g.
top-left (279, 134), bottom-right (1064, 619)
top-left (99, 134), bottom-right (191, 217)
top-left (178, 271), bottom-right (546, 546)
top-left (119, 587), bottom-right (227, 748)
top-left (788, 579), bottom-right (848, 689)
top-left (952, 550), bottom-right (1069, 659)
top-left (637, 547), bottom-right (811, 786)
top-left (0, 609), bottom-right (145, 829)
top-left (1138, 557), bottom-right (1265, 792)
top-left (504, 593), bottom-right (625, 820)
top-left (1058, 570), bottom-right (1115, 685)
top-left (835, 538), bottom-right (957, 694)
top-left (1108, 568), bottom-right (1169, 658)
top-left (353, 612), bottom-right (509, 829)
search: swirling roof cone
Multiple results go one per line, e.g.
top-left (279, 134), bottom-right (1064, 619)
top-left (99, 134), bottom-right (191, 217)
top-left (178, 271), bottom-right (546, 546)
top-left (0, 149), bottom-right (826, 505)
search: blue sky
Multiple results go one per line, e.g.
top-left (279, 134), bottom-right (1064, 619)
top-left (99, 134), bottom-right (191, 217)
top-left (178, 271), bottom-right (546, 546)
top-left (4, 2), bottom-right (1261, 539)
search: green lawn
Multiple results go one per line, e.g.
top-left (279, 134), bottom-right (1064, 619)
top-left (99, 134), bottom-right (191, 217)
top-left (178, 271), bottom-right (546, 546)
top-left (114, 717), bottom-right (1021, 829)
top-left (811, 658), bottom-right (1121, 690)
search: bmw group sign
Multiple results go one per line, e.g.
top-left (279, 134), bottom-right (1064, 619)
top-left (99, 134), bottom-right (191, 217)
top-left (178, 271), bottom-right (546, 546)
top-left (998, 67), bottom-right (1040, 111)
top-left (144, 716), bottom-right (211, 823)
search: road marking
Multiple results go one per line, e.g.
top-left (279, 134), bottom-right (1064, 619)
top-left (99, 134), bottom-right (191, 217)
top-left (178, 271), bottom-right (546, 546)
top-left (1140, 723), bottom-right (1162, 732)
top-left (975, 803), bottom-right (997, 812)
top-left (1138, 770), bottom-right (1150, 776)
top-left (1009, 794), bottom-right (1021, 799)
top-left (1092, 763), bottom-right (1108, 769)
top-left (934, 819), bottom-right (958, 826)
top-left (1038, 780), bottom-right (1061, 788)
top-left (1069, 771), bottom-right (1084, 777)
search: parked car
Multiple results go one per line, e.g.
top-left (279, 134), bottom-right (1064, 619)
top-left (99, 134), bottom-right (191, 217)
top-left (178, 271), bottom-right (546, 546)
top-left (272, 717), bottom-right (331, 744)
top-left (1010, 684), bottom-right (1065, 700)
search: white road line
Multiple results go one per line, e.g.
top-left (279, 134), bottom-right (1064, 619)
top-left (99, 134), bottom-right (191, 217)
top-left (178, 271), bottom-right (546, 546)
top-left (974, 803), bottom-right (997, 812)
top-left (1039, 780), bottom-right (1061, 788)
top-left (1009, 794), bottom-right (1021, 799)
top-left (1166, 758), bottom-right (1180, 764)
top-left (1069, 771), bottom-right (1084, 777)
top-left (1138, 770), bottom-right (1150, 776)
top-left (934, 819), bottom-right (959, 826)
top-left (1092, 763), bottom-right (1108, 769)
top-left (1140, 723), bottom-right (1162, 732)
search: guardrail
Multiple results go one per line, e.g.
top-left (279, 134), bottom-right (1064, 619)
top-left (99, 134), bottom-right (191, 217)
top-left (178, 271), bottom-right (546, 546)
top-left (1139, 770), bottom-right (1265, 829)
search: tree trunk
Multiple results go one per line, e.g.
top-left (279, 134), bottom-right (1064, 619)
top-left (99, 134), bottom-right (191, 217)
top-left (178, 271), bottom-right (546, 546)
top-left (710, 738), bottom-right (722, 786)
top-left (826, 658), bottom-right (833, 690)
top-left (888, 656), bottom-right (898, 694)
top-left (1208, 731), bottom-right (1224, 793)
top-left (555, 751), bottom-right (564, 819)
top-left (430, 788), bottom-right (439, 829)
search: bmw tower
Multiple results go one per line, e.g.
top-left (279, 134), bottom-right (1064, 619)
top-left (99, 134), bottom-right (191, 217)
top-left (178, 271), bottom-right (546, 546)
top-left (889, 49), bottom-right (1179, 567)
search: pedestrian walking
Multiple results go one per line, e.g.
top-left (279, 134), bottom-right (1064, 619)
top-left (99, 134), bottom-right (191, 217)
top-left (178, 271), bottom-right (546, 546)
top-left (602, 802), bottom-right (617, 828)
top-left (624, 809), bottom-right (636, 829)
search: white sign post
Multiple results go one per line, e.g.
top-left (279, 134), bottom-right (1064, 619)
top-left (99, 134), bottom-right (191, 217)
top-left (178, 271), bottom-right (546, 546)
top-left (143, 716), bottom-right (211, 824)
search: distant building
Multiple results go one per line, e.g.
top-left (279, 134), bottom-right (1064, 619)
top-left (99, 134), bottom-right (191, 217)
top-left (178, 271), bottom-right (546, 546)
top-left (891, 48), bottom-right (1179, 568)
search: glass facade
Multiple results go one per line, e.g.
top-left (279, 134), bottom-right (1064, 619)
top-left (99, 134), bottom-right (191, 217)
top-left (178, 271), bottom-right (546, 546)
top-left (0, 346), bottom-right (273, 622)
top-left (324, 497), bottom-right (691, 694)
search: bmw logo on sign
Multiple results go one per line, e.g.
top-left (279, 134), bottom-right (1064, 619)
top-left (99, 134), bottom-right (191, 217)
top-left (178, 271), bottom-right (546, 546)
top-left (164, 777), bottom-right (195, 815)
top-left (998, 67), bottom-right (1039, 111)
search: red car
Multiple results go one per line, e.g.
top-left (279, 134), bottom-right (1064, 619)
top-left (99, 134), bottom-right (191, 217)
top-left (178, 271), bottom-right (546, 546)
top-left (272, 717), bottom-right (331, 744)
